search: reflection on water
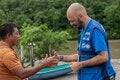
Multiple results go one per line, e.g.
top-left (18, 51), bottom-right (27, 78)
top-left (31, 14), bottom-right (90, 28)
top-left (60, 40), bottom-right (120, 59)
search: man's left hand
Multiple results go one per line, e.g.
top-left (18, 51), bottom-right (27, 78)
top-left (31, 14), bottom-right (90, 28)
top-left (70, 62), bottom-right (83, 72)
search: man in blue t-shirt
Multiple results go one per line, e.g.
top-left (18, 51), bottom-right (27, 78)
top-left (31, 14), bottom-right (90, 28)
top-left (54, 3), bottom-right (115, 80)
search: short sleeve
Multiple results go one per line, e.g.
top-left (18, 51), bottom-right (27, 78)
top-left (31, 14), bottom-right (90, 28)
top-left (92, 29), bottom-right (107, 53)
top-left (3, 50), bottom-right (22, 71)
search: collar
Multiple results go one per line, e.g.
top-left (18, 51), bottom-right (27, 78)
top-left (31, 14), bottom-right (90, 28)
top-left (0, 41), bottom-right (11, 48)
top-left (83, 18), bottom-right (91, 30)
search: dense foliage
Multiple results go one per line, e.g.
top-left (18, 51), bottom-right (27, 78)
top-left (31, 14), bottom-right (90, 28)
top-left (0, 0), bottom-right (120, 39)
top-left (0, 0), bottom-right (120, 60)
top-left (20, 23), bottom-right (69, 59)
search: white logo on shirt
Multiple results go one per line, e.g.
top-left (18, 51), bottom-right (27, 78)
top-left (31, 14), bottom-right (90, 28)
top-left (86, 44), bottom-right (91, 49)
top-left (85, 32), bottom-right (90, 35)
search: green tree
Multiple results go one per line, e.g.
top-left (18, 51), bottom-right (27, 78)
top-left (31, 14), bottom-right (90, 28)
top-left (0, 0), bottom-right (120, 39)
top-left (104, 2), bottom-right (120, 39)
top-left (20, 23), bottom-right (70, 60)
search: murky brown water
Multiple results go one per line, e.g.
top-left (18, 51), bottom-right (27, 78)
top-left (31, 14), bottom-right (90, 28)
top-left (53, 40), bottom-right (120, 80)
top-left (109, 40), bottom-right (120, 59)
top-left (60, 40), bottom-right (120, 59)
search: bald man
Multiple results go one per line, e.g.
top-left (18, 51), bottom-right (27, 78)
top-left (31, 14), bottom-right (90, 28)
top-left (55, 3), bottom-right (115, 80)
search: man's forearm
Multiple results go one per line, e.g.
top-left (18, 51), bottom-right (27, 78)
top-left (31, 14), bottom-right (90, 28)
top-left (81, 51), bottom-right (108, 67)
top-left (62, 53), bottom-right (78, 62)
top-left (16, 64), bottom-right (45, 79)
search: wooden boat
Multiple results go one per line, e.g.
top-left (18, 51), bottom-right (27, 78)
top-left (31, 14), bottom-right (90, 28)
top-left (28, 63), bottom-right (72, 80)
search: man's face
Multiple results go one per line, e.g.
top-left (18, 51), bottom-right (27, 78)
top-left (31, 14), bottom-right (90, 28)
top-left (9, 28), bottom-right (20, 46)
top-left (67, 12), bottom-right (83, 30)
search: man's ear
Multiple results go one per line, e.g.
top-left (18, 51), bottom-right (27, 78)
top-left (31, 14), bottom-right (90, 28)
top-left (6, 33), bottom-right (11, 39)
top-left (76, 10), bottom-right (82, 17)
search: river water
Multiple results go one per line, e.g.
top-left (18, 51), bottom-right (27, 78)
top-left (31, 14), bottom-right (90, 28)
top-left (51, 40), bottom-right (120, 80)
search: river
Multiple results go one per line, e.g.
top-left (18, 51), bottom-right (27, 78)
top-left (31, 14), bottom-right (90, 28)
top-left (51, 40), bottom-right (120, 80)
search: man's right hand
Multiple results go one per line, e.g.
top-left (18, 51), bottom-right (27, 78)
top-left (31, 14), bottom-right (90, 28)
top-left (53, 51), bottom-right (60, 60)
top-left (40, 54), bottom-right (59, 68)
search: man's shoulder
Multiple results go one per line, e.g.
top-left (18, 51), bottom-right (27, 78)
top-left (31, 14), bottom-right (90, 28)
top-left (0, 46), bottom-right (13, 52)
top-left (89, 19), bottom-right (105, 32)
top-left (90, 19), bottom-right (102, 27)
top-left (0, 47), bottom-right (15, 57)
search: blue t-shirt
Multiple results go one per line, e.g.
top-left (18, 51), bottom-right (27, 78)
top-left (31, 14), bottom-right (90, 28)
top-left (92, 29), bottom-right (107, 54)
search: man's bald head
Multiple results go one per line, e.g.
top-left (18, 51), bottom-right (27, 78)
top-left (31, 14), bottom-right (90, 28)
top-left (66, 3), bottom-right (89, 29)
top-left (67, 3), bottom-right (87, 17)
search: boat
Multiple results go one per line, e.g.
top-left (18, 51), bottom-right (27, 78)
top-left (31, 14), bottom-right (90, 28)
top-left (28, 63), bottom-right (72, 80)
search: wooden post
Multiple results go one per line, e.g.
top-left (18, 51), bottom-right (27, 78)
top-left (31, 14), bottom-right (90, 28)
top-left (49, 44), bottom-right (52, 57)
top-left (20, 44), bottom-right (24, 66)
top-left (28, 43), bottom-right (34, 67)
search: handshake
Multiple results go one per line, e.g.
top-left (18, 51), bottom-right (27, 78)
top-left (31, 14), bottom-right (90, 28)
top-left (40, 51), bottom-right (62, 68)
top-left (40, 51), bottom-right (82, 72)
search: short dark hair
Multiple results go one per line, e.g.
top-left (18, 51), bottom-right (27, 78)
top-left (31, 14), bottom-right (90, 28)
top-left (0, 22), bottom-right (17, 40)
